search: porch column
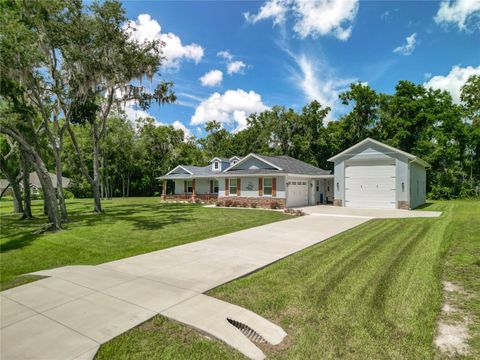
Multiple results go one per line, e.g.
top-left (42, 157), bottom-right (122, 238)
top-left (192, 179), bottom-right (196, 200)
top-left (161, 180), bottom-right (167, 200)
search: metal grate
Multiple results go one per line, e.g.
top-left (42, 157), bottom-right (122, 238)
top-left (227, 318), bottom-right (268, 344)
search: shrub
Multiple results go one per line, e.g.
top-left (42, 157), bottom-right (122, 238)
top-left (241, 201), bottom-right (248, 208)
top-left (153, 191), bottom-right (160, 197)
top-left (194, 198), bottom-right (202, 204)
top-left (224, 199), bottom-right (233, 207)
top-left (231, 201), bottom-right (239, 207)
top-left (284, 208), bottom-right (305, 216)
top-left (63, 189), bottom-right (75, 199)
top-left (250, 202), bottom-right (258, 208)
top-left (270, 201), bottom-right (280, 209)
top-left (215, 201), bottom-right (223, 207)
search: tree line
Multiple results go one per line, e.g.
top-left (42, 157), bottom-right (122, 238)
top-left (1, 0), bottom-right (479, 232)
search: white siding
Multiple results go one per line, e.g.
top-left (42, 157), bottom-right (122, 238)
top-left (332, 141), bottom-right (415, 209)
top-left (333, 161), bottom-right (345, 204)
top-left (218, 176), bottom-right (285, 198)
top-left (410, 162), bottom-right (426, 209)
top-left (174, 180), bottom-right (184, 194)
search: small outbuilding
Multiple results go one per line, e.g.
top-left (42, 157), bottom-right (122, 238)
top-left (328, 138), bottom-right (429, 210)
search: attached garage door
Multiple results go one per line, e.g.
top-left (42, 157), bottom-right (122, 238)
top-left (345, 162), bottom-right (396, 209)
top-left (287, 179), bottom-right (308, 207)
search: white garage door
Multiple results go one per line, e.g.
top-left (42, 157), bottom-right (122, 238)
top-left (345, 162), bottom-right (396, 209)
top-left (287, 179), bottom-right (309, 207)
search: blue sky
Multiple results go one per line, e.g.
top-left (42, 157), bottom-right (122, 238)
top-left (121, 0), bottom-right (480, 138)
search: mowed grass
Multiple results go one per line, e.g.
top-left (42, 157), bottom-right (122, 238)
top-left (97, 200), bottom-right (480, 359)
top-left (0, 197), bottom-right (289, 290)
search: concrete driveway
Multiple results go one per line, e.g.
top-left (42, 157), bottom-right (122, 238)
top-left (0, 208), bottom-right (440, 360)
top-left (300, 204), bottom-right (442, 219)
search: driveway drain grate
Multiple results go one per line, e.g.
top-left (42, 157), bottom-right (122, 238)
top-left (227, 318), bottom-right (268, 344)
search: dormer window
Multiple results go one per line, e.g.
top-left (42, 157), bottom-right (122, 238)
top-left (232, 160), bottom-right (238, 165)
top-left (214, 161), bottom-right (219, 170)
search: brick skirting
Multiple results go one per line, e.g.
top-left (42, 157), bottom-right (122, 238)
top-left (397, 201), bottom-right (410, 209)
top-left (219, 196), bottom-right (286, 209)
top-left (333, 199), bottom-right (342, 207)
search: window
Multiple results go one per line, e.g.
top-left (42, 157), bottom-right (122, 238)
top-left (186, 180), bottom-right (193, 193)
top-left (210, 180), bottom-right (219, 193)
top-left (229, 178), bottom-right (238, 195)
top-left (263, 177), bottom-right (273, 196)
top-left (214, 162), bottom-right (219, 170)
top-left (316, 180), bottom-right (319, 192)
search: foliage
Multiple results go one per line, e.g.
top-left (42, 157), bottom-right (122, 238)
top-left (63, 189), bottom-right (75, 199)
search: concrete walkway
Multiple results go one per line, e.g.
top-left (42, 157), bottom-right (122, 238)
top-left (0, 209), bottom-right (440, 360)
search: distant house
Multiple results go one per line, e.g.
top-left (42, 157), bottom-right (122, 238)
top-left (160, 138), bottom-right (429, 210)
top-left (0, 172), bottom-right (71, 196)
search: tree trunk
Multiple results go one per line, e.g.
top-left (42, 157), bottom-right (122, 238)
top-left (12, 183), bottom-right (23, 214)
top-left (20, 153), bottom-right (33, 220)
top-left (67, 123), bottom-right (102, 213)
top-left (92, 122), bottom-right (102, 212)
top-left (3, 174), bottom-right (23, 214)
top-left (2, 127), bottom-right (62, 230)
top-left (127, 174), bottom-right (130, 198)
top-left (54, 148), bottom-right (68, 221)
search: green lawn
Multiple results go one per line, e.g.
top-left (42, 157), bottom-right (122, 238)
top-left (0, 197), bottom-right (289, 290)
top-left (96, 200), bottom-right (480, 360)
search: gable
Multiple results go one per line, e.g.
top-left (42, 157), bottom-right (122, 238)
top-left (343, 144), bottom-right (401, 162)
top-left (227, 157), bottom-right (277, 171)
top-left (328, 138), bottom-right (423, 165)
top-left (168, 166), bottom-right (191, 175)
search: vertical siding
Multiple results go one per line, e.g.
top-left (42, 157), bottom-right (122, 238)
top-left (333, 162), bottom-right (345, 205)
top-left (395, 156), bottom-right (410, 204)
top-left (409, 162), bottom-right (426, 209)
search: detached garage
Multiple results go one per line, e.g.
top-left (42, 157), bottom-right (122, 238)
top-left (328, 138), bottom-right (429, 210)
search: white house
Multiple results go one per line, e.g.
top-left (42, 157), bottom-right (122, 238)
top-left (328, 138), bottom-right (429, 209)
top-left (159, 138), bottom-right (429, 210)
top-left (159, 154), bottom-right (334, 208)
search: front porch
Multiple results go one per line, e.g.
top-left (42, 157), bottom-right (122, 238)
top-left (161, 178), bottom-right (219, 202)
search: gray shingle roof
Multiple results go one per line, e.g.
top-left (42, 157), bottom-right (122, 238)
top-left (254, 154), bottom-right (330, 175)
top-left (159, 153), bottom-right (330, 179)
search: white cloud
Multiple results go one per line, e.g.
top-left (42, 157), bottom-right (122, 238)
top-left (434, 0), bottom-right (480, 31)
top-left (244, 0), bottom-right (289, 25)
top-left (227, 61), bottom-right (246, 75)
top-left (424, 64), bottom-right (480, 103)
top-left (287, 51), bottom-right (354, 121)
top-left (393, 33), bottom-right (417, 56)
top-left (125, 14), bottom-right (204, 69)
top-left (217, 51), bottom-right (248, 75)
top-left (217, 50), bottom-right (233, 61)
top-left (200, 70), bottom-right (223, 87)
top-left (292, 0), bottom-right (359, 40)
top-left (190, 89), bottom-right (269, 131)
top-left (172, 120), bottom-right (193, 140)
top-left (119, 99), bottom-right (156, 122)
top-left (245, 0), bottom-right (359, 41)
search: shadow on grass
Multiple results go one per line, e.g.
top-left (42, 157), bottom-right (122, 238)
top-left (0, 202), bottom-right (198, 253)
